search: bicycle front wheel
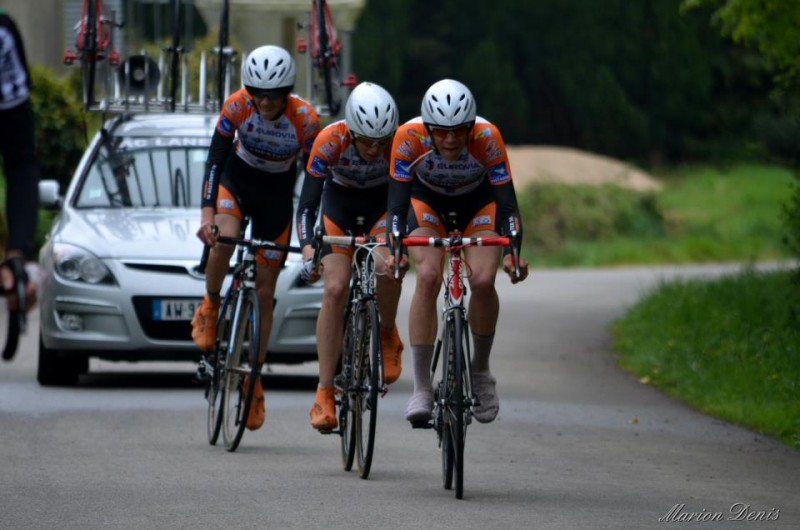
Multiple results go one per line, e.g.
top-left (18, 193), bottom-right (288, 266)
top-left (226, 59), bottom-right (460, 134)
top-left (441, 310), bottom-right (467, 498)
top-left (207, 293), bottom-right (233, 445)
top-left (222, 288), bottom-right (261, 452)
top-left (354, 300), bottom-right (380, 479)
top-left (338, 304), bottom-right (357, 471)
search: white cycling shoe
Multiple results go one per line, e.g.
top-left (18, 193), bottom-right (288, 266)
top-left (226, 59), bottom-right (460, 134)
top-left (472, 372), bottom-right (499, 423)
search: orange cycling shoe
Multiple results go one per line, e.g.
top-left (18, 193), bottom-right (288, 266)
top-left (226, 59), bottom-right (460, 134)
top-left (191, 296), bottom-right (220, 351)
top-left (380, 325), bottom-right (404, 385)
top-left (244, 374), bottom-right (265, 431)
top-left (309, 387), bottom-right (337, 431)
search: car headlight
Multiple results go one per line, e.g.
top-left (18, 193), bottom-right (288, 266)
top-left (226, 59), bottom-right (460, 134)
top-left (52, 243), bottom-right (115, 285)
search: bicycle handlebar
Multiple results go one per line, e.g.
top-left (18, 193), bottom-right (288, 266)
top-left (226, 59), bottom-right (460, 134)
top-left (196, 225), bottom-right (301, 275)
top-left (396, 231), bottom-right (523, 280)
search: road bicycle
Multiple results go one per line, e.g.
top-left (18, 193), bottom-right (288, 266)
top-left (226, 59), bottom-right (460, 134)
top-left (311, 219), bottom-right (385, 479)
top-left (63, 0), bottom-right (122, 111)
top-left (398, 214), bottom-right (521, 499)
top-left (196, 221), bottom-right (301, 451)
top-left (1, 258), bottom-right (29, 362)
top-left (297, 0), bottom-right (357, 116)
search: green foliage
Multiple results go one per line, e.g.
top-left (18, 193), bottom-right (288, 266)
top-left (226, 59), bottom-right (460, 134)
top-left (517, 163), bottom-right (794, 266)
top-left (519, 183), bottom-right (664, 255)
top-left (613, 268), bottom-right (800, 448)
top-left (353, 0), bottom-right (771, 164)
top-left (29, 66), bottom-right (86, 190)
top-left (782, 172), bottom-right (800, 277)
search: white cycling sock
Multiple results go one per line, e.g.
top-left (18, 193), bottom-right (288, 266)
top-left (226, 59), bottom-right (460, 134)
top-left (411, 344), bottom-right (434, 393)
top-left (471, 332), bottom-right (495, 374)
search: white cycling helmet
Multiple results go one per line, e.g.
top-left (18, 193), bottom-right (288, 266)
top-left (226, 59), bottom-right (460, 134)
top-left (345, 82), bottom-right (399, 139)
top-left (242, 45), bottom-right (296, 90)
top-left (421, 79), bottom-right (476, 128)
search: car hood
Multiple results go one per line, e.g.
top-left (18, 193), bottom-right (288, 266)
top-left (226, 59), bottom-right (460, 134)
top-left (55, 208), bottom-right (203, 260)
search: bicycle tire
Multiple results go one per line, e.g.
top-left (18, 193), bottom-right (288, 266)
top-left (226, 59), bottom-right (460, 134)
top-left (222, 287), bottom-right (261, 452)
top-left (439, 325), bottom-right (454, 490)
top-left (206, 292), bottom-right (233, 445)
top-left (81, 0), bottom-right (98, 111)
top-left (315, 0), bottom-right (341, 115)
top-left (216, 0), bottom-right (229, 109)
top-left (452, 310), bottom-right (466, 499)
top-left (355, 299), bottom-right (380, 479)
top-left (169, 0), bottom-right (182, 111)
top-left (339, 306), bottom-right (357, 471)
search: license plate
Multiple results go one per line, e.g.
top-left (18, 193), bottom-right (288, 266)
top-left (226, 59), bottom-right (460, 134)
top-left (152, 299), bottom-right (202, 321)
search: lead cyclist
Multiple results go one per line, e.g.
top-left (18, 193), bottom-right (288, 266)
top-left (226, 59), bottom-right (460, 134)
top-left (385, 79), bottom-right (529, 425)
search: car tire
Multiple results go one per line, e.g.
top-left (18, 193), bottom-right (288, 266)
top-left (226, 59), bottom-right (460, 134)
top-left (37, 335), bottom-right (88, 387)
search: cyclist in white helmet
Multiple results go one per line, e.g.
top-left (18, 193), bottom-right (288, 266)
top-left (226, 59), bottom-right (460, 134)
top-left (386, 79), bottom-right (529, 425)
top-left (296, 81), bottom-right (406, 431)
top-left (194, 44), bottom-right (320, 431)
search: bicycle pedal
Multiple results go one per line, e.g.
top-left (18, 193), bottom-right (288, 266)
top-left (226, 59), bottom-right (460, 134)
top-left (409, 420), bottom-right (433, 429)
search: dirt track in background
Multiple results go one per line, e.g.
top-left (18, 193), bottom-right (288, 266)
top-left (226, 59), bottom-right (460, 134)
top-left (507, 145), bottom-right (662, 191)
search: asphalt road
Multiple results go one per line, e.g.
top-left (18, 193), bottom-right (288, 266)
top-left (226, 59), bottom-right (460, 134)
top-left (1, 264), bottom-right (797, 529)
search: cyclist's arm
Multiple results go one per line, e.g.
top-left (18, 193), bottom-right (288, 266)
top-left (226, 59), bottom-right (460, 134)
top-left (198, 130), bottom-right (234, 244)
top-left (296, 173), bottom-right (324, 250)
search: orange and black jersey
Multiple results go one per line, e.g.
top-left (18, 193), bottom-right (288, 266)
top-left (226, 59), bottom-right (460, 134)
top-left (387, 117), bottom-right (522, 241)
top-left (201, 89), bottom-right (320, 209)
top-left (296, 120), bottom-right (391, 246)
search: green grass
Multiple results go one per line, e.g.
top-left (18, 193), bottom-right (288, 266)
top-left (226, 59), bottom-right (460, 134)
top-left (519, 162), bottom-right (795, 267)
top-left (612, 267), bottom-right (800, 448)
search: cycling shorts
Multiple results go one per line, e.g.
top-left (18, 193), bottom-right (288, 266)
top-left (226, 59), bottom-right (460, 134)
top-left (319, 181), bottom-right (388, 259)
top-left (408, 178), bottom-right (497, 237)
top-left (217, 154), bottom-right (295, 267)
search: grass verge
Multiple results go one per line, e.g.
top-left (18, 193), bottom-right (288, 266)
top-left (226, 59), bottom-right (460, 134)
top-left (612, 266), bottom-right (800, 449)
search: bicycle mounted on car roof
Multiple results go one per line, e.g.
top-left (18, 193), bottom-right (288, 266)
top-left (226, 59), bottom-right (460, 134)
top-left (64, 0), bottom-right (238, 115)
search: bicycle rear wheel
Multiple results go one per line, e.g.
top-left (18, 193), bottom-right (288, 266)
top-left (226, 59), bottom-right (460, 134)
top-left (222, 288), bottom-right (261, 452)
top-left (314, 0), bottom-right (342, 115)
top-left (206, 293), bottom-right (233, 445)
top-left (354, 300), bottom-right (380, 479)
top-left (338, 305), bottom-right (357, 471)
top-left (81, 0), bottom-right (98, 111)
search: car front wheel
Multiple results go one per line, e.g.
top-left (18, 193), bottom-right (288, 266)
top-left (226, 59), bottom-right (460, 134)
top-left (37, 335), bottom-right (88, 387)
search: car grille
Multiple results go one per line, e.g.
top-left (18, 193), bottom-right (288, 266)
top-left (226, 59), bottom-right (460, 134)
top-left (132, 296), bottom-right (194, 341)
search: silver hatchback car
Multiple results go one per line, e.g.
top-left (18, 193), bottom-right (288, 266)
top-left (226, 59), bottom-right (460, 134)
top-left (37, 112), bottom-right (322, 386)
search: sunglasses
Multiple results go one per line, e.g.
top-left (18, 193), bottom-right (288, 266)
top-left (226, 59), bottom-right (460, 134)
top-left (429, 125), bottom-right (470, 139)
top-left (246, 86), bottom-right (289, 100)
top-left (354, 135), bottom-right (393, 149)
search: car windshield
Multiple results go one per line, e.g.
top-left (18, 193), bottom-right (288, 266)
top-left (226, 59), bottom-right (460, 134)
top-left (74, 136), bottom-right (209, 208)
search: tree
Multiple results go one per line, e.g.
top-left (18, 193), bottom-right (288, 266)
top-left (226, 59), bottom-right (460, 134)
top-left (683, 0), bottom-right (800, 273)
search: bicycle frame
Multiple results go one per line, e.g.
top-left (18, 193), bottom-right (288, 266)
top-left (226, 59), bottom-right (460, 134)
top-left (316, 226), bottom-right (386, 478)
top-left (402, 230), bottom-right (513, 498)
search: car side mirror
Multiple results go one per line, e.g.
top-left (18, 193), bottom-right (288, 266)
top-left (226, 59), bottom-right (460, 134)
top-left (39, 180), bottom-right (63, 209)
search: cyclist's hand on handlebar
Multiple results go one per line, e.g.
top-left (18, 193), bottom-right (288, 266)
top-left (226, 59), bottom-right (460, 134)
top-left (503, 253), bottom-right (529, 284)
top-left (1, 258), bottom-right (42, 312)
top-left (196, 207), bottom-right (218, 246)
top-left (300, 244), bottom-right (322, 284)
top-left (384, 253), bottom-right (409, 282)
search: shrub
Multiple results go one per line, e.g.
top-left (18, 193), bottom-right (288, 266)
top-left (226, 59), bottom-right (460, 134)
top-left (518, 183), bottom-right (665, 254)
top-left (29, 65), bottom-right (86, 190)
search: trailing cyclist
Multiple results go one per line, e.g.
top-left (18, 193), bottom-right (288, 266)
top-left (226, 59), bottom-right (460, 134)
top-left (296, 81), bottom-right (404, 431)
top-left (0, 9), bottom-right (43, 318)
top-left (193, 44), bottom-right (320, 431)
top-left (385, 79), bottom-right (529, 425)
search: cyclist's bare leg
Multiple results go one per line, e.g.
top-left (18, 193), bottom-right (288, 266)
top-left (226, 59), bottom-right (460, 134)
top-left (374, 246), bottom-right (402, 328)
top-left (405, 227), bottom-right (443, 421)
top-left (463, 231), bottom-right (502, 338)
top-left (204, 213), bottom-right (239, 298)
top-left (464, 231), bottom-right (503, 422)
top-left (255, 264), bottom-right (280, 364)
top-left (315, 253), bottom-right (351, 387)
